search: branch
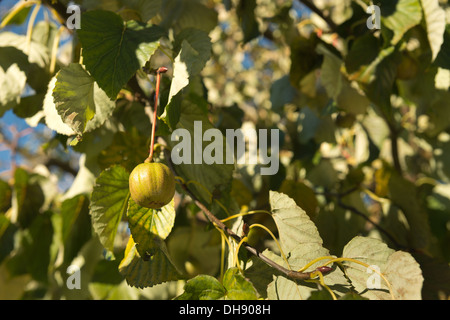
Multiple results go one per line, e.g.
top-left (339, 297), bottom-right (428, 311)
top-left (388, 123), bottom-right (402, 173)
top-left (41, 0), bottom-right (71, 27)
top-left (163, 150), bottom-right (320, 281)
top-left (298, 0), bottom-right (338, 32)
top-left (325, 187), bottom-right (406, 250)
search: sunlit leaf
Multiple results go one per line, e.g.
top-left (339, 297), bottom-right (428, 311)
top-left (162, 29), bottom-right (211, 129)
top-left (0, 64), bottom-right (26, 116)
top-left (342, 236), bottom-right (423, 300)
top-left (119, 236), bottom-right (180, 288)
top-left (126, 198), bottom-right (175, 258)
top-left (420, 0), bottom-right (446, 61)
top-left (53, 63), bottom-right (115, 135)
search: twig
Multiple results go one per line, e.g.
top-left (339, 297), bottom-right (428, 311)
top-left (163, 150), bottom-right (315, 281)
top-left (322, 187), bottom-right (406, 250)
top-left (145, 67), bottom-right (167, 163)
top-left (298, 0), bottom-right (338, 32)
top-left (388, 123), bottom-right (402, 173)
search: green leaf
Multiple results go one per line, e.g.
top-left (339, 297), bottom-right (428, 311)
top-left (278, 180), bottom-right (318, 218)
top-left (435, 27), bottom-right (450, 70)
top-left (267, 274), bottom-right (307, 300)
top-left (0, 214), bottom-right (16, 264)
top-left (222, 267), bottom-right (258, 300)
top-left (318, 45), bottom-right (343, 100)
top-left (12, 168), bottom-right (45, 229)
top-left (176, 274), bottom-right (226, 300)
top-left (77, 10), bottom-right (166, 98)
top-left (380, 0), bottom-right (422, 45)
top-left (269, 191), bottom-right (328, 269)
top-left (289, 35), bottom-right (322, 88)
top-left (119, 236), bottom-right (180, 288)
top-left (126, 197), bottom-right (175, 258)
top-left (43, 76), bottom-right (75, 136)
top-left (341, 237), bottom-right (393, 300)
top-left (120, 0), bottom-right (162, 22)
top-left (0, 31), bottom-right (50, 68)
top-left (270, 75), bottom-right (296, 113)
top-left (6, 211), bottom-right (53, 282)
top-left (52, 63), bottom-right (116, 135)
top-left (167, 225), bottom-right (222, 277)
top-left (420, 0), bottom-right (446, 61)
top-left (388, 172), bottom-right (433, 250)
top-left (90, 165), bottom-right (130, 253)
top-left (266, 192), bottom-right (350, 300)
top-left (347, 39), bottom-right (400, 118)
top-left (383, 251), bottom-right (423, 299)
top-left (0, 179), bottom-right (11, 213)
top-left (97, 127), bottom-right (149, 173)
top-left (160, 0), bottom-right (218, 33)
top-left (169, 100), bottom-right (236, 216)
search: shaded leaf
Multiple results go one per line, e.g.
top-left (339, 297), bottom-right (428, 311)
top-left (12, 168), bottom-right (45, 229)
top-left (222, 267), bottom-right (258, 300)
top-left (60, 194), bottom-right (92, 265)
top-left (169, 100), bottom-right (236, 216)
top-left (167, 225), bottom-right (222, 277)
top-left (160, 0), bottom-right (218, 33)
top-left (278, 180), bottom-right (318, 218)
top-left (97, 127), bottom-right (149, 173)
top-left (236, 0), bottom-right (260, 43)
top-left (7, 212), bottom-right (53, 282)
top-left (389, 171), bottom-right (433, 250)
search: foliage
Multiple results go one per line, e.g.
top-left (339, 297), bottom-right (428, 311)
top-left (0, 0), bottom-right (449, 300)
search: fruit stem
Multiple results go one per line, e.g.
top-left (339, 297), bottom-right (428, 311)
top-left (145, 66), bottom-right (168, 163)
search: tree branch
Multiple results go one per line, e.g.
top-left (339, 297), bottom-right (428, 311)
top-left (388, 124), bottom-right (402, 173)
top-left (163, 150), bottom-right (322, 281)
top-left (41, 0), bottom-right (71, 27)
top-left (324, 187), bottom-right (406, 250)
top-left (298, 0), bottom-right (338, 32)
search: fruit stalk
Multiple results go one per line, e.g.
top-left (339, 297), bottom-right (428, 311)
top-left (145, 66), bottom-right (168, 163)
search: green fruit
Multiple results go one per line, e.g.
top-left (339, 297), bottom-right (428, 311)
top-left (129, 162), bottom-right (175, 209)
